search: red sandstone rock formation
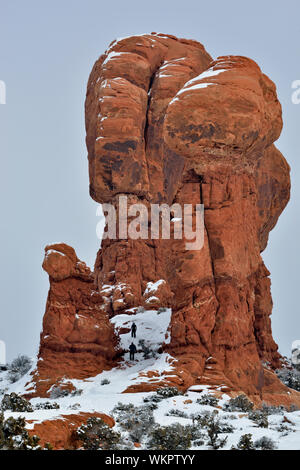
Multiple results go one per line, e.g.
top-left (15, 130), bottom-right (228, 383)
top-left (32, 243), bottom-right (118, 396)
top-left (35, 33), bottom-right (297, 405)
top-left (28, 412), bottom-right (114, 450)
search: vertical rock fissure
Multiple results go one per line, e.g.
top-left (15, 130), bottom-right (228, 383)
top-left (204, 226), bottom-right (220, 344)
top-left (200, 178), bottom-right (219, 358)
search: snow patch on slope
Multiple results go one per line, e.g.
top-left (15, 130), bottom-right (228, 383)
top-left (111, 307), bottom-right (172, 351)
top-left (169, 67), bottom-right (227, 104)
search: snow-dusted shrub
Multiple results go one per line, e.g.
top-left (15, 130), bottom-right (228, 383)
top-left (142, 394), bottom-right (161, 409)
top-left (101, 379), bottom-right (110, 385)
top-left (261, 403), bottom-right (285, 415)
top-left (147, 423), bottom-right (194, 450)
top-left (187, 425), bottom-right (206, 447)
top-left (289, 404), bottom-right (299, 412)
top-left (254, 436), bottom-right (277, 450)
top-left (50, 386), bottom-right (69, 398)
top-left (112, 402), bottom-right (155, 443)
top-left (276, 367), bottom-right (300, 392)
top-left (190, 410), bottom-right (212, 427)
top-left (138, 339), bottom-right (157, 360)
top-left (191, 409), bottom-right (233, 447)
top-left (157, 307), bottom-right (167, 314)
top-left (68, 403), bottom-right (81, 410)
top-left (193, 437), bottom-right (205, 447)
top-left (50, 385), bottom-right (82, 399)
top-left (196, 394), bottom-right (219, 407)
top-left (114, 436), bottom-right (135, 450)
top-left (75, 417), bottom-right (120, 450)
top-left (156, 386), bottom-right (182, 398)
top-left (166, 409), bottom-right (188, 418)
top-left (206, 412), bottom-right (228, 450)
top-left (1, 393), bottom-right (33, 412)
top-left (34, 401), bottom-right (60, 410)
top-left (111, 402), bottom-right (128, 413)
top-left (234, 433), bottom-right (255, 450)
top-left (248, 409), bottom-right (268, 428)
top-left (0, 413), bottom-right (50, 450)
top-left (217, 421), bottom-right (234, 434)
top-left (136, 306), bottom-right (145, 313)
top-left (8, 355), bottom-right (32, 384)
top-left (195, 410), bottom-right (231, 449)
top-left (223, 394), bottom-right (253, 412)
top-left (275, 423), bottom-right (293, 436)
top-left (223, 414), bottom-right (238, 420)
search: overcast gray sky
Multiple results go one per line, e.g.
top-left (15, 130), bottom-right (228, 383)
top-left (0, 0), bottom-right (299, 361)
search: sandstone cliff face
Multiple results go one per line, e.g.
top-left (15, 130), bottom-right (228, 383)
top-left (35, 33), bottom-right (295, 405)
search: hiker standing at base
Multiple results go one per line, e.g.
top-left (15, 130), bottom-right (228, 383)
top-left (129, 342), bottom-right (137, 361)
top-left (131, 322), bottom-right (137, 338)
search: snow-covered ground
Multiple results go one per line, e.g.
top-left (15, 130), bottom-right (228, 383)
top-left (2, 369), bottom-right (300, 449)
top-left (111, 307), bottom-right (172, 350)
top-left (1, 308), bottom-right (300, 449)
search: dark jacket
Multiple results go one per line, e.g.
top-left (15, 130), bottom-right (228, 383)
top-left (131, 323), bottom-right (137, 332)
top-left (129, 343), bottom-right (137, 353)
